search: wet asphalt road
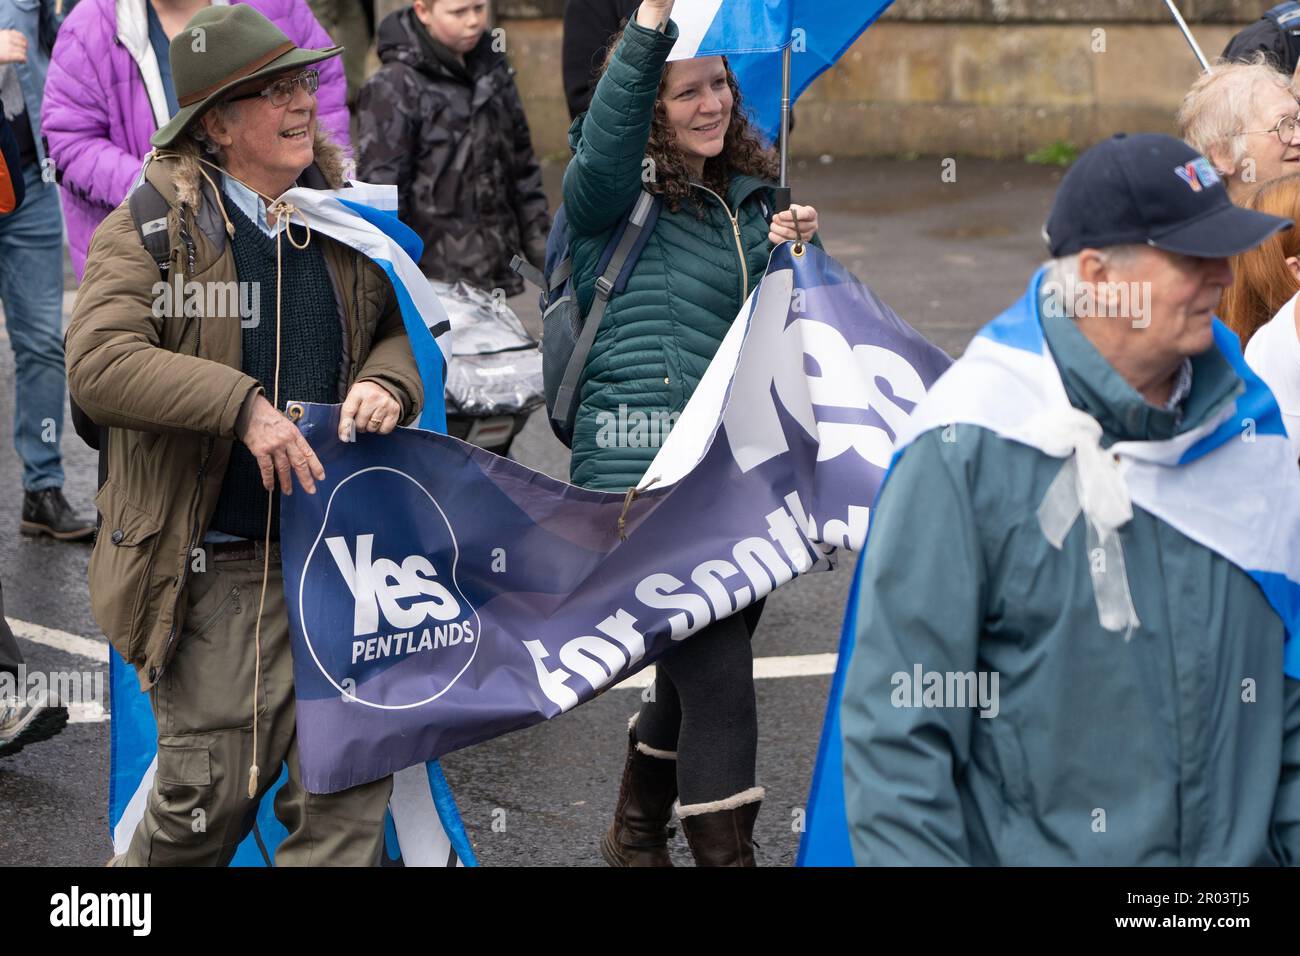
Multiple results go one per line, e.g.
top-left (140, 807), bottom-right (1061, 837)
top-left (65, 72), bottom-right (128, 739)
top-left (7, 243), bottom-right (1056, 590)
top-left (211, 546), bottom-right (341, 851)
top-left (0, 157), bottom-right (1062, 866)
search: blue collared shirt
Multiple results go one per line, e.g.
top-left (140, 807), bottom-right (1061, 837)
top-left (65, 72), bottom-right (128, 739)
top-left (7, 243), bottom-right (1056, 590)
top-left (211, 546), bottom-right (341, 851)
top-left (221, 172), bottom-right (281, 239)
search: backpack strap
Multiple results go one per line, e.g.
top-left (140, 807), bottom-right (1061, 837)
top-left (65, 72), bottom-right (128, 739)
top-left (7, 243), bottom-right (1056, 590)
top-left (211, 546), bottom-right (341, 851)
top-left (510, 254), bottom-right (546, 291)
top-left (549, 257), bottom-right (572, 293)
top-left (128, 181), bottom-right (173, 276)
top-left (73, 182), bottom-right (174, 467)
top-left (511, 252), bottom-right (571, 295)
top-left (551, 189), bottom-right (656, 429)
top-left (70, 180), bottom-right (170, 461)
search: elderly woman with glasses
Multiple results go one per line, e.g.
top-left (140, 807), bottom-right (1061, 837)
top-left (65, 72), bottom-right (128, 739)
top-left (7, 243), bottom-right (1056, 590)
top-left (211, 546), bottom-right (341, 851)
top-left (1180, 54), bottom-right (1300, 202)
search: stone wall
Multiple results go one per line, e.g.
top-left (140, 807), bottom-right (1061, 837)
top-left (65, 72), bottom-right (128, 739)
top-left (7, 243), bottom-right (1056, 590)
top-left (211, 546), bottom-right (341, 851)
top-left (374, 1), bottom-right (1268, 158)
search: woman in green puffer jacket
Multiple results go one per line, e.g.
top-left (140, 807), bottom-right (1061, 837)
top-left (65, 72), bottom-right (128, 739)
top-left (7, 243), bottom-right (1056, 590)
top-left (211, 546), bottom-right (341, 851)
top-left (565, 0), bottom-right (822, 867)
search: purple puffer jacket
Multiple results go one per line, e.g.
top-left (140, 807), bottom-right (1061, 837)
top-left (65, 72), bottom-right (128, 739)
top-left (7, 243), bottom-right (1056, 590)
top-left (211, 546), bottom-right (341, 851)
top-left (43, 0), bottom-right (351, 279)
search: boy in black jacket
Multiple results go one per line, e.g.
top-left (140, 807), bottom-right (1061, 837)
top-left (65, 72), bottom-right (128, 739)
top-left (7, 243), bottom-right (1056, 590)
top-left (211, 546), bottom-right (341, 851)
top-left (357, 0), bottom-right (551, 298)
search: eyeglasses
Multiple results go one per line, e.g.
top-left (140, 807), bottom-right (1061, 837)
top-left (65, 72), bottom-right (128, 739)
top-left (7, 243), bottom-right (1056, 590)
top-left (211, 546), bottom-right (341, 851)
top-left (1245, 109), bottom-right (1300, 145)
top-left (227, 69), bottom-right (319, 108)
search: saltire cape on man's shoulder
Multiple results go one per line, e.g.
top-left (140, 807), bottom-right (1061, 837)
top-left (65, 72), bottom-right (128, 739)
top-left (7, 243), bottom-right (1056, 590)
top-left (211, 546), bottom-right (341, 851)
top-left (798, 267), bottom-right (1300, 865)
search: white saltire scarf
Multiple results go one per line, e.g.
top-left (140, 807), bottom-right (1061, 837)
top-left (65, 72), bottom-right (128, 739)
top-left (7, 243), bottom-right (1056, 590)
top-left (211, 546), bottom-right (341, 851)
top-left (894, 267), bottom-right (1300, 678)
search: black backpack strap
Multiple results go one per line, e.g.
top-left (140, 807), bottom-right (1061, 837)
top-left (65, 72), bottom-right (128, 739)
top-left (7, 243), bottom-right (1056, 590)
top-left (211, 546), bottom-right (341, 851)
top-left (128, 180), bottom-right (172, 276)
top-left (551, 189), bottom-right (656, 428)
top-left (73, 181), bottom-right (173, 469)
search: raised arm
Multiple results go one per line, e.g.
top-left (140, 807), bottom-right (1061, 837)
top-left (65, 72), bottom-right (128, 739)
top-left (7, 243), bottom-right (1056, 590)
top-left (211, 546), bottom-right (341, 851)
top-left (561, 2), bottom-right (677, 237)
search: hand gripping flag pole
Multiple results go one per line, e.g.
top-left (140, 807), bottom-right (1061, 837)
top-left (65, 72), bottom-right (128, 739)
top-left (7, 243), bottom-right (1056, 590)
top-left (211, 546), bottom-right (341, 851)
top-left (1164, 0), bottom-right (1213, 73)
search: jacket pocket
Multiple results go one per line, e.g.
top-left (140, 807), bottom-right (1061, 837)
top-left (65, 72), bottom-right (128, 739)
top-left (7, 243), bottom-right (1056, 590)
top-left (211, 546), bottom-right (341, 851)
top-left (986, 716), bottom-right (1033, 809)
top-left (88, 479), bottom-right (164, 666)
top-left (156, 742), bottom-right (212, 787)
top-left (981, 716), bottom-right (1040, 864)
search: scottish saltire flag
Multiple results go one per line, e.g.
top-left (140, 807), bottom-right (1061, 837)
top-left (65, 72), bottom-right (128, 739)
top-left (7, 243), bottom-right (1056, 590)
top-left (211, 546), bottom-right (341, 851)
top-left (109, 647), bottom-right (474, 864)
top-left (109, 181), bottom-right (474, 866)
top-left (798, 267), bottom-right (1300, 866)
top-left (668, 0), bottom-right (896, 142)
top-left (277, 243), bottom-right (951, 793)
top-left (280, 182), bottom-right (452, 434)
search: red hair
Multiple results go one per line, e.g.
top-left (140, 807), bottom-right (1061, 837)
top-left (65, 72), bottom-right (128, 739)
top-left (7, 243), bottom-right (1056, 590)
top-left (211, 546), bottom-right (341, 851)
top-left (1222, 173), bottom-right (1300, 346)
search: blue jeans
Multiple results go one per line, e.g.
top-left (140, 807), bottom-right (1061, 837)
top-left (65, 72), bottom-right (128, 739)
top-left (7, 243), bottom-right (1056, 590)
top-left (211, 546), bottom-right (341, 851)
top-left (0, 166), bottom-right (66, 491)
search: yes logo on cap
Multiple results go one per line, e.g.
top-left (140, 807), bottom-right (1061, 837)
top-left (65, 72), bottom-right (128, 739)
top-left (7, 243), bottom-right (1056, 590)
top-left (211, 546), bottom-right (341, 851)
top-left (1173, 157), bottom-right (1221, 193)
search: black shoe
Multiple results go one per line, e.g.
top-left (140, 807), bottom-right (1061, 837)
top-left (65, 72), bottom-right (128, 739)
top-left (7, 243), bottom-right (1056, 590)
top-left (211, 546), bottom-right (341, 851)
top-left (21, 488), bottom-right (95, 541)
top-left (0, 703), bottom-right (70, 758)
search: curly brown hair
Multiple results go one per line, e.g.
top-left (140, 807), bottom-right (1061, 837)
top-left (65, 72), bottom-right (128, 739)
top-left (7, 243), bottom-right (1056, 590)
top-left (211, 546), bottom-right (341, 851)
top-left (598, 28), bottom-right (779, 216)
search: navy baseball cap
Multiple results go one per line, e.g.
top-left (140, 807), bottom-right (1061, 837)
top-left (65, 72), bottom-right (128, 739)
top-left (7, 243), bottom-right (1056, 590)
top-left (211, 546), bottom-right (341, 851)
top-left (1044, 132), bottom-right (1292, 258)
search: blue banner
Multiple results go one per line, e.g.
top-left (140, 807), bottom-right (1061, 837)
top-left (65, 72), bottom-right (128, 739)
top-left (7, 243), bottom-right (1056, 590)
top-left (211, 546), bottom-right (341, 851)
top-left (280, 244), bottom-right (951, 794)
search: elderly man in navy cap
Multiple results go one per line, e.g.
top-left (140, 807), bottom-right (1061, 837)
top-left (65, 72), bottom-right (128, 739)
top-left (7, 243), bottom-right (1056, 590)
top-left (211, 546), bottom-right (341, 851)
top-left (839, 133), bottom-right (1300, 865)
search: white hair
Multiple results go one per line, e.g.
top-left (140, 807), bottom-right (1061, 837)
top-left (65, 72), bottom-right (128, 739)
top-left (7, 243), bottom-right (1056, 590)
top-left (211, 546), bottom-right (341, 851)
top-left (1040, 245), bottom-right (1145, 319)
top-left (1178, 54), bottom-right (1295, 170)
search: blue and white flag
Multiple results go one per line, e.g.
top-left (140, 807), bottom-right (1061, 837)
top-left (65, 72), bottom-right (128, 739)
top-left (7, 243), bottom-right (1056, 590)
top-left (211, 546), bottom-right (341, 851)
top-left (280, 182), bottom-right (452, 434)
top-left (277, 243), bottom-right (951, 793)
top-left (798, 267), bottom-right (1300, 866)
top-left (109, 181), bottom-right (473, 866)
top-left (668, 0), bottom-right (896, 142)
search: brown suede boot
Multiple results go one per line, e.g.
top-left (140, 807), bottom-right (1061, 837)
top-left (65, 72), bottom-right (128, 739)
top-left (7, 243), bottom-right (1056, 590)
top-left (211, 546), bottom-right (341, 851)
top-left (600, 717), bottom-right (678, 867)
top-left (677, 787), bottom-right (764, 867)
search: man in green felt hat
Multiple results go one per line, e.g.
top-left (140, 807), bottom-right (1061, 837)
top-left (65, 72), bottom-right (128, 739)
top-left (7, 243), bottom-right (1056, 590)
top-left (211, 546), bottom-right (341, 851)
top-left (66, 3), bottom-right (424, 866)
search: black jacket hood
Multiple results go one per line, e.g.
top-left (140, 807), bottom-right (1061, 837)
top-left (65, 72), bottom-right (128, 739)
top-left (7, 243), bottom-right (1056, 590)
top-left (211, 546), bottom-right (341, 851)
top-left (375, 8), bottom-right (504, 85)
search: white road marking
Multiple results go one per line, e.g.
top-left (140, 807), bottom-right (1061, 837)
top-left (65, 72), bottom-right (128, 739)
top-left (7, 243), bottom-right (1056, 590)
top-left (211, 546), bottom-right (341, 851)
top-left (6, 618), bottom-right (837, 706)
top-left (613, 652), bottom-right (838, 690)
top-left (7, 618), bottom-right (108, 662)
top-left (5, 621), bottom-right (111, 722)
top-left (69, 701), bottom-right (109, 724)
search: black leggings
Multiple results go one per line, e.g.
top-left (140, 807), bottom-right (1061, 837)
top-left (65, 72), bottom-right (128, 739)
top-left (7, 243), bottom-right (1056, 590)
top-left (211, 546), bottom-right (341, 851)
top-left (634, 601), bottom-right (764, 805)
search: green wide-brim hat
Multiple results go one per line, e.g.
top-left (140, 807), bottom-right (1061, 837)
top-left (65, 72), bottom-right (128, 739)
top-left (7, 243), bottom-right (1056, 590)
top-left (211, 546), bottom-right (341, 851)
top-left (151, 3), bottom-right (342, 149)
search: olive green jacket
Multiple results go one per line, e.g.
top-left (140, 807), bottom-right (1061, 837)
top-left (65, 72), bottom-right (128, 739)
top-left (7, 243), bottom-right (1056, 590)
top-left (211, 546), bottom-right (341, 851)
top-left (66, 136), bottom-right (422, 689)
top-left (842, 302), bottom-right (1300, 865)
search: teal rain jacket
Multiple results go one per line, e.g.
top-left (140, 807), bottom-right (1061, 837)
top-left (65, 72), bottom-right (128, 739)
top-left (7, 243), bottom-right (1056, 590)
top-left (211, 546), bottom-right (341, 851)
top-left (841, 292), bottom-right (1300, 866)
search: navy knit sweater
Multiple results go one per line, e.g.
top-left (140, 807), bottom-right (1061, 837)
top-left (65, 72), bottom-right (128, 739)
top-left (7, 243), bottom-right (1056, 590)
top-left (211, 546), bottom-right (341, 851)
top-left (208, 194), bottom-right (343, 539)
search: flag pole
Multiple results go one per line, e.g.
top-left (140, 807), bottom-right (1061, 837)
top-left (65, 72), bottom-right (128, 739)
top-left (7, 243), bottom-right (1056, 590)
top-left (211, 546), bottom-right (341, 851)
top-left (1163, 0), bottom-right (1213, 73)
top-left (774, 42), bottom-right (793, 213)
